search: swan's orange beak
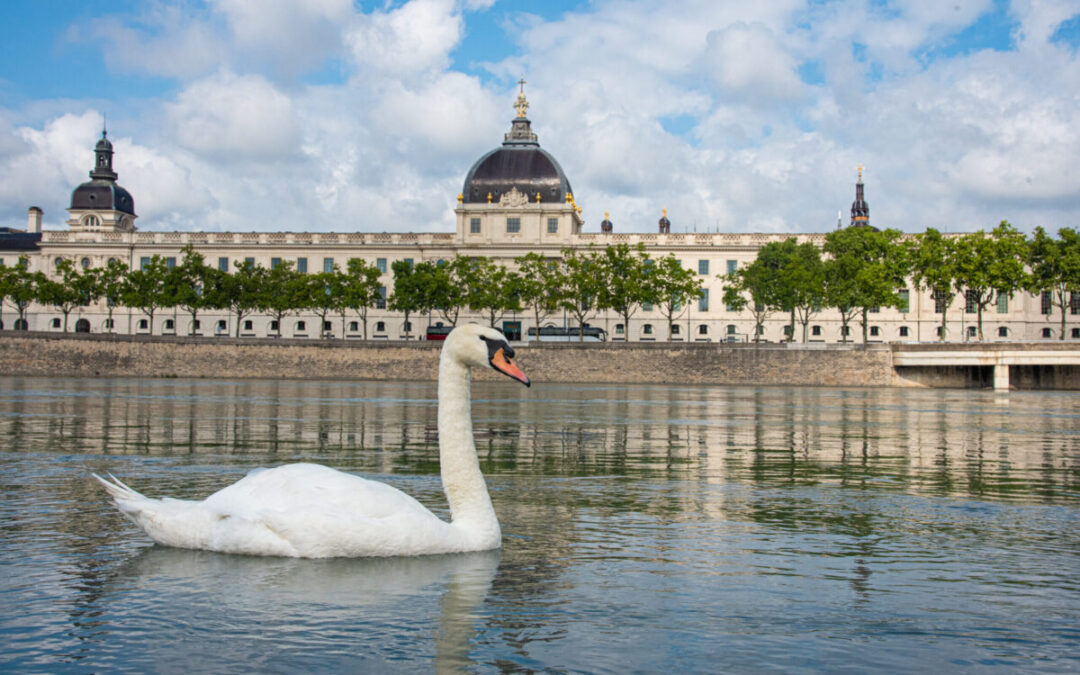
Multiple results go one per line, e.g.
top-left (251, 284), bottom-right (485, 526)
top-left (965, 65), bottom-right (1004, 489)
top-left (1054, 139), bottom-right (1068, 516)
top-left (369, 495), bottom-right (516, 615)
top-left (490, 347), bottom-right (530, 387)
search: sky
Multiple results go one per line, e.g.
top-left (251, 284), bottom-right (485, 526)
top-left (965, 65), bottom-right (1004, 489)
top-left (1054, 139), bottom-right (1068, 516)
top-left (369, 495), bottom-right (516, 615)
top-left (1, 0), bottom-right (1078, 235)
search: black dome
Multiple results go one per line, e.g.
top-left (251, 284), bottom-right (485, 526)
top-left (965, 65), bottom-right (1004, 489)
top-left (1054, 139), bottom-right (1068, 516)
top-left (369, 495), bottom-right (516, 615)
top-left (463, 143), bottom-right (573, 205)
top-left (462, 93), bottom-right (573, 204)
top-left (70, 129), bottom-right (136, 216)
top-left (71, 180), bottom-right (136, 215)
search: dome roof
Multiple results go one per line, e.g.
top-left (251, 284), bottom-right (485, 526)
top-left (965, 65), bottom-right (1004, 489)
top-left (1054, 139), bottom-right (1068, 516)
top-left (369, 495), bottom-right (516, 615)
top-left (71, 181), bottom-right (136, 215)
top-left (462, 89), bottom-right (573, 204)
top-left (70, 129), bottom-right (136, 216)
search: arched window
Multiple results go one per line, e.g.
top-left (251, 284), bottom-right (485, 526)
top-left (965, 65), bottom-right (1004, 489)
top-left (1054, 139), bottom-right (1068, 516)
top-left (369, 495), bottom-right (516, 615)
top-left (54, 257), bottom-right (64, 269)
top-left (83, 215), bottom-right (100, 228)
top-left (81, 257), bottom-right (91, 269)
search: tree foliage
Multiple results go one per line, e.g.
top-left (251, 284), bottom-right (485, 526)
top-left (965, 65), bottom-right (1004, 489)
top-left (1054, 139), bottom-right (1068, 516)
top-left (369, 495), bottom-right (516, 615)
top-left (1027, 226), bottom-right (1080, 340)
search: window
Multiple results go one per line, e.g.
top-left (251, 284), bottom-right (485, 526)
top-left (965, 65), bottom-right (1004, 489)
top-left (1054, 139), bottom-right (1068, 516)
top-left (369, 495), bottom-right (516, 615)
top-left (138, 319), bottom-right (148, 330)
top-left (841, 326), bottom-right (850, 337)
top-left (811, 325), bottom-right (821, 337)
top-left (245, 257), bottom-right (255, 265)
top-left (270, 320), bottom-right (279, 332)
top-left (934, 290), bottom-right (948, 314)
top-left (470, 218), bottom-right (481, 234)
top-left (51, 318), bottom-right (61, 328)
top-left (403, 258), bottom-right (413, 268)
top-left (193, 320), bottom-right (200, 330)
top-left (996, 291), bottom-right (1008, 314)
top-left (323, 321), bottom-right (332, 332)
top-left (547, 218), bottom-right (558, 234)
top-left (376, 286), bottom-right (387, 309)
top-left (348, 321), bottom-right (358, 332)
top-left (615, 324), bottom-right (624, 335)
top-left (698, 289), bottom-right (709, 312)
top-left (506, 217), bottom-right (521, 234)
top-left (164, 319), bottom-right (175, 331)
top-left (726, 260), bottom-right (737, 275)
top-left (270, 257), bottom-right (282, 269)
top-left (869, 306), bottom-right (880, 314)
top-left (967, 326), bottom-right (977, 338)
top-left (296, 321), bottom-right (306, 332)
top-left (375, 321), bottom-right (386, 333)
top-left (217, 320), bottom-right (227, 331)
top-left (965, 289), bottom-right (978, 313)
top-left (376, 258), bottom-right (387, 274)
top-left (1041, 291), bottom-right (1052, 315)
top-left (218, 257), bottom-right (229, 272)
top-left (104, 318), bottom-right (114, 329)
top-left (643, 302), bottom-right (653, 312)
top-left (81, 257), bottom-right (91, 269)
top-left (1042, 327), bottom-right (1052, 338)
top-left (83, 215), bottom-right (100, 228)
top-left (899, 326), bottom-right (909, 337)
top-left (643, 324), bottom-right (653, 335)
top-left (165, 257), bottom-right (176, 269)
top-left (1072, 328), bottom-right (1080, 339)
top-left (698, 324), bottom-right (708, 335)
top-left (1071, 292), bottom-right (1080, 315)
top-left (698, 259), bottom-right (709, 275)
top-left (297, 258), bottom-right (307, 274)
top-left (671, 325), bottom-right (680, 335)
top-left (998, 327), bottom-right (1008, 338)
top-left (140, 256), bottom-right (151, 270)
top-left (870, 326), bottom-right (879, 337)
top-left (727, 324), bottom-right (736, 335)
top-left (783, 325), bottom-right (792, 337)
top-left (404, 321), bottom-right (412, 332)
top-left (756, 325), bottom-right (765, 335)
top-left (936, 326), bottom-right (944, 338)
top-left (323, 258), bottom-right (334, 273)
top-left (898, 289), bottom-right (910, 313)
top-left (244, 320), bottom-right (253, 331)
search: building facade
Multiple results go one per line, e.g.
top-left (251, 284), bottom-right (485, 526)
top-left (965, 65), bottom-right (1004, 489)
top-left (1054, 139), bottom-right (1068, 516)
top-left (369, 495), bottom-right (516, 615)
top-left (1, 91), bottom-right (1074, 343)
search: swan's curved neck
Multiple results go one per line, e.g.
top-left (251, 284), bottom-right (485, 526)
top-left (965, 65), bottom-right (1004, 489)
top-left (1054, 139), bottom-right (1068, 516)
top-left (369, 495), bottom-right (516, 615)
top-left (438, 352), bottom-right (498, 536)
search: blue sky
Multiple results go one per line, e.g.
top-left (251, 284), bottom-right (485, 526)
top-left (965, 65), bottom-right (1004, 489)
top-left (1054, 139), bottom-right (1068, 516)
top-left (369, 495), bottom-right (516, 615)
top-left (1, 0), bottom-right (1078, 235)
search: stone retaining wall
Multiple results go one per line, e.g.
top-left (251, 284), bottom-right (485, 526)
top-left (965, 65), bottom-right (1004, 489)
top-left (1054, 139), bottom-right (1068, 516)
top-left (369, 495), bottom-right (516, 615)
top-left (0, 332), bottom-right (896, 387)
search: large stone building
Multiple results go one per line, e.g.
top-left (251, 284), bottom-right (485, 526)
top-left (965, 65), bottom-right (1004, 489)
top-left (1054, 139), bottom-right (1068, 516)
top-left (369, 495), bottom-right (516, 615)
top-left (1, 90), bottom-right (1073, 342)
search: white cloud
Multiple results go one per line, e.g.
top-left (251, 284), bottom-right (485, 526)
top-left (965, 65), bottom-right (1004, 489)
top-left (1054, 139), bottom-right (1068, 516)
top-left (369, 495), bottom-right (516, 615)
top-left (344, 0), bottom-right (463, 79)
top-left (165, 71), bottom-right (302, 160)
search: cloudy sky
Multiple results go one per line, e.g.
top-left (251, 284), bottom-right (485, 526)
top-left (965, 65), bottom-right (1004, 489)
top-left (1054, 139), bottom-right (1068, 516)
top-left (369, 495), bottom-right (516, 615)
top-left (1, 0), bottom-right (1078, 235)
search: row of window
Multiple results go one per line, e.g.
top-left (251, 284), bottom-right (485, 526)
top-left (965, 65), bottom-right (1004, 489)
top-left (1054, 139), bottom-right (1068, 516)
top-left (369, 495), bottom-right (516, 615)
top-left (469, 217), bottom-right (561, 235)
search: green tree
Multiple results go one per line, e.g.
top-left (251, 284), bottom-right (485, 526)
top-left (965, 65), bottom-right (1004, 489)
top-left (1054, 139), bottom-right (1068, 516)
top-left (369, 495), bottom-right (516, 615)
top-left (768, 239), bottom-right (825, 343)
top-left (223, 259), bottom-right (265, 337)
top-left (952, 221), bottom-right (1028, 341)
top-left (824, 227), bottom-right (908, 343)
top-left (721, 245), bottom-right (787, 343)
top-left (650, 254), bottom-right (702, 342)
top-left (38, 259), bottom-right (101, 331)
top-left (559, 247), bottom-right (606, 341)
top-left (2, 257), bottom-right (38, 330)
top-left (462, 256), bottom-right (522, 328)
top-left (301, 271), bottom-right (342, 338)
top-left (909, 228), bottom-right (958, 341)
top-left (122, 255), bottom-right (170, 333)
top-left (389, 259), bottom-right (422, 340)
top-left (428, 258), bottom-right (466, 327)
top-left (597, 243), bottom-right (652, 341)
top-left (98, 258), bottom-right (129, 333)
top-left (514, 252), bottom-right (564, 336)
top-left (257, 260), bottom-right (305, 337)
top-left (343, 258), bottom-right (384, 339)
top-left (169, 245), bottom-right (216, 335)
top-left (1027, 226), bottom-right (1080, 340)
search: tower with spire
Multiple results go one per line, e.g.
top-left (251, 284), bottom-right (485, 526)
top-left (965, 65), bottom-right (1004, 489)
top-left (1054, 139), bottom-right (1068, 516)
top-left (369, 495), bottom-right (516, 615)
top-left (849, 164), bottom-right (871, 229)
top-left (67, 128), bottom-right (137, 233)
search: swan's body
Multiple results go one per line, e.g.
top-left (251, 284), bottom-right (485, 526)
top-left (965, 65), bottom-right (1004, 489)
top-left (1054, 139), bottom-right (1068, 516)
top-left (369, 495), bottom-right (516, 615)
top-left (95, 324), bottom-right (530, 558)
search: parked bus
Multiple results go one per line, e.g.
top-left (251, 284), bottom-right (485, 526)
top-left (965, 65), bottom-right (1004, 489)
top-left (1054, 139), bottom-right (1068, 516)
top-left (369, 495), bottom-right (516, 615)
top-left (527, 325), bottom-right (607, 342)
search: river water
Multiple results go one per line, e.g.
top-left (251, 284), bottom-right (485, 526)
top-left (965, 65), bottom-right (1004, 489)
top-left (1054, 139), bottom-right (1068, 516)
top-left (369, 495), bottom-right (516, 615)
top-left (0, 376), bottom-right (1077, 672)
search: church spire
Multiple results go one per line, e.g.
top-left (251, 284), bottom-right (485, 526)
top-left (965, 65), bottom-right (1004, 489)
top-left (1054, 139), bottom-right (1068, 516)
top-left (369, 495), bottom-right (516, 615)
top-left (850, 163), bottom-right (870, 228)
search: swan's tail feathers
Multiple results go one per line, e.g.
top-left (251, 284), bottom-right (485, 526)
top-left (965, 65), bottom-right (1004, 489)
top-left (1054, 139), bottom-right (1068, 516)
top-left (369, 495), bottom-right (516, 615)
top-left (93, 473), bottom-right (149, 508)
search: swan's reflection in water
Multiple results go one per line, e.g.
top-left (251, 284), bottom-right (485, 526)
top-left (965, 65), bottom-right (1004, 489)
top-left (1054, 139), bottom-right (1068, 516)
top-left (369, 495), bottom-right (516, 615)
top-left (115, 546), bottom-right (500, 672)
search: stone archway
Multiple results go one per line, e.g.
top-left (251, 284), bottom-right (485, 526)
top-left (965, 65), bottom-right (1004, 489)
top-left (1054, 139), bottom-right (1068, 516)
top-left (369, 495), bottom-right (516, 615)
top-left (75, 318), bottom-right (91, 333)
top-left (13, 319), bottom-right (28, 331)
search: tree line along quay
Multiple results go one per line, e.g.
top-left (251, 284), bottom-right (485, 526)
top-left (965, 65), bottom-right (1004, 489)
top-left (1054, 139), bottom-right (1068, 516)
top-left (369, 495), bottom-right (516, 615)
top-left (2, 222), bottom-right (1077, 344)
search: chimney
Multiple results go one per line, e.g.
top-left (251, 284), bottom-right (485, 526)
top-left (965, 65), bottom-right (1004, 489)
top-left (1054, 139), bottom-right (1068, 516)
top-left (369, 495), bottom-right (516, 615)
top-left (27, 207), bottom-right (43, 233)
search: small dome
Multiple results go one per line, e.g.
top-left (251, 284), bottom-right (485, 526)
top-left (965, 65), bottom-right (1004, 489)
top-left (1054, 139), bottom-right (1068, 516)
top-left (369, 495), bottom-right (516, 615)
top-left (462, 88), bottom-right (573, 204)
top-left (70, 181), bottom-right (136, 216)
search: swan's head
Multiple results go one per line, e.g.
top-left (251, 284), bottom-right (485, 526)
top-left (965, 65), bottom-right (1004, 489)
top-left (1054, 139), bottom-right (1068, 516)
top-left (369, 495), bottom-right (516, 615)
top-left (443, 324), bottom-right (530, 387)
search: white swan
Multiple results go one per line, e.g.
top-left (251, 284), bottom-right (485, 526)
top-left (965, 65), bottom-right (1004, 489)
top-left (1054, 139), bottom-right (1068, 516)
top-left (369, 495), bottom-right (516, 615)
top-left (94, 324), bottom-right (530, 558)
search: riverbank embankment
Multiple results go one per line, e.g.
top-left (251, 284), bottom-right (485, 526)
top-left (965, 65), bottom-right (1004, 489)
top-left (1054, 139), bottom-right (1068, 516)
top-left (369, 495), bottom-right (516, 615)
top-left (1, 332), bottom-right (1077, 389)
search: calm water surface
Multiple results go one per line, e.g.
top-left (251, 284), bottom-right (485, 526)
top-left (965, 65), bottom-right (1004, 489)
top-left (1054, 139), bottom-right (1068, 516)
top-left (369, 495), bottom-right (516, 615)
top-left (0, 376), bottom-right (1078, 672)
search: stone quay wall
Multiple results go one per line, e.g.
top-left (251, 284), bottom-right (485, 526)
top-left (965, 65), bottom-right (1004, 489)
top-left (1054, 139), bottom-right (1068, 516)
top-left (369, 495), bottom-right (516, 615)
top-left (0, 332), bottom-right (1076, 389)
